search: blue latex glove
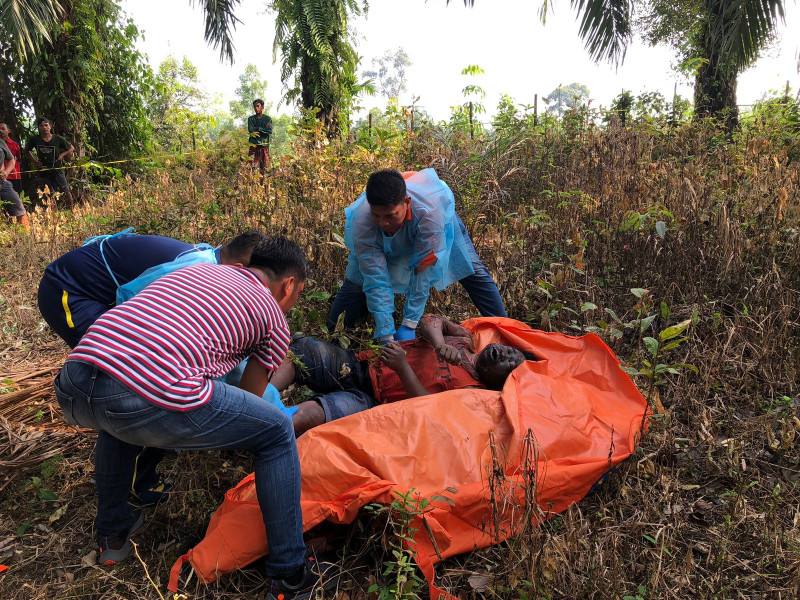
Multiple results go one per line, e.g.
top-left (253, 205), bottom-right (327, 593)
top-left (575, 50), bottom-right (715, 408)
top-left (281, 405), bottom-right (299, 419)
top-left (395, 325), bottom-right (416, 341)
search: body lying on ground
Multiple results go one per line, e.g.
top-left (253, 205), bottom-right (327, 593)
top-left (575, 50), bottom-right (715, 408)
top-left (270, 313), bottom-right (537, 436)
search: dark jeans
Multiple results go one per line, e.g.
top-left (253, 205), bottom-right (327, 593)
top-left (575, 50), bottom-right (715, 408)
top-left (54, 360), bottom-right (306, 577)
top-left (1, 179), bottom-right (25, 216)
top-left (289, 336), bottom-right (377, 421)
top-left (327, 215), bottom-right (506, 331)
top-left (38, 170), bottom-right (70, 194)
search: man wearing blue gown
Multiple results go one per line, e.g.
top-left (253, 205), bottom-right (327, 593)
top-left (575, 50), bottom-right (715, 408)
top-left (328, 168), bottom-right (506, 342)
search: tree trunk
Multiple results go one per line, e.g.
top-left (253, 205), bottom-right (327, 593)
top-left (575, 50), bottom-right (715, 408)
top-left (0, 59), bottom-right (21, 137)
top-left (692, 7), bottom-right (739, 131)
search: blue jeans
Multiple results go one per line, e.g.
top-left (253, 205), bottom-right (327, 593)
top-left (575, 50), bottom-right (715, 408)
top-left (327, 215), bottom-right (506, 332)
top-left (289, 336), bottom-right (377, 421)
top-left (54, 360), bottom-right (306, 577)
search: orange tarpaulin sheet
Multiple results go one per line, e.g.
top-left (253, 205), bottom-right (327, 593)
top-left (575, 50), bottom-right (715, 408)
top-left (169, 318), bottom-right (647, 596)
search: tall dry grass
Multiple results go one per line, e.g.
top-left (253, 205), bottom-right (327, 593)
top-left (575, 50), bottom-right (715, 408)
top-left (0, 116), bottom-right (798, 599)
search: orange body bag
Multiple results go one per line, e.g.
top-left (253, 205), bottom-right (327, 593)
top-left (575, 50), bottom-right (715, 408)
top-left (169, 318), bottom-right (647, 597)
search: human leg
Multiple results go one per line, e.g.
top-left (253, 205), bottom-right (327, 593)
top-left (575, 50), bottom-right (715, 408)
top-left (54, 361), bottom-right (143, 535)
top-left (55, 361), bottom-right (307, 576)
top-left (288, 335), bottom-right (370, 394)
top-left (326, 278), bottom-right (368, 332)
top-left (1, 180), bottom-right (27, 230)
top-left (130, 447), bottom-right (170, 504)
top-left (51, 171), bottom-right (74, 208)
top-left (455, 215), bottom-right (507, 318)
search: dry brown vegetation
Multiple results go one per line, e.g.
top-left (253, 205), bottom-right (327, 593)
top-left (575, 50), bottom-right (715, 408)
top-left (0, 115), bottom-right (798, 599)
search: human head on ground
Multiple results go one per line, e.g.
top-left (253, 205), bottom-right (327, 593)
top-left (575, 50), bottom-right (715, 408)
top-left (366, 169), bottom-right (410, 236)
top-left (474, 343), bottom-right (537, 390)
top-left (219, 230), bottom-right (269, 266)
top-left (253, 99), bottom-right (264, 116)
top-left (36, 117), bottom-right (52, 137)
top-left (248, 236), bottom-right (311, 312)
top-left (0, 122), bottom-right (10, 141)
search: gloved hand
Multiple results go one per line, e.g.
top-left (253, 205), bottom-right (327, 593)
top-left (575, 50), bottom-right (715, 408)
top-left (395, 325), bottom-right (416, 341)
top-left (281, 405), bottom-right (299, 419)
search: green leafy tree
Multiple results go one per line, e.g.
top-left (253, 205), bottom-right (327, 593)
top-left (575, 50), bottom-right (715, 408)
top-left (449, 64), bottom-right (486, 136)
top-left (362, 47), bottom-right (412, 100)
top-left (270, 0), bottom-right (369, 137)
top-left (633, 0), bottom-right (785, 128)
top-left (229, 63), bottom-right (271, 126)
top-left (2, 0), bottom-right (153, 158)
top-left (450, 0), bottom-right (785, 129)
top-left (0, 0), bottom-right (62, 133)
top-left (544, 82), bottom-right (590, 115)
top-left (147, 55), bottom-right (212, 151)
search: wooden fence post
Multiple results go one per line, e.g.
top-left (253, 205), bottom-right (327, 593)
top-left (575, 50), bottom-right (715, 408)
top-left (368, 112), bottom-right (372, 137)
top-left (469, 101), bottom-right (474, 139)
top-left (534, 94), bottom-right (538, 127)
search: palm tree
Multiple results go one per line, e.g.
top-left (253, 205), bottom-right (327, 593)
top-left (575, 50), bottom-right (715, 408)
top-left (270, 0), bottom-right (367, 137)
top-left (0, 0), bottom-right (62, 131)
top-left (454, 0), bottom-right (786, 129)
top-left (191, 0), bottom-right (369, 136)
top-left (190, 0), bottom-right (242, 64)
top-left (0, 0), bottom-right (62, 59)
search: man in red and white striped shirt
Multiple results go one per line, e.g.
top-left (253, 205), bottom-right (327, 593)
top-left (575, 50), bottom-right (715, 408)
top-left (54, 237), bottom-right (339, 596)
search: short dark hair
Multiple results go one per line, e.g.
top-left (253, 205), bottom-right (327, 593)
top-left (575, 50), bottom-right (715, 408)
top-left (249, 236), bottom-right (311, 281)
top-left (365, 169), bottom-right (407, 207)
top-left (224, 230), bottom-right (269, 264)
top-left (521, 349), bottom-right (537, 362)
top-left (253, 99), bottom-right (264, 107)
top-left (36, 117), bottom-right (52, 126)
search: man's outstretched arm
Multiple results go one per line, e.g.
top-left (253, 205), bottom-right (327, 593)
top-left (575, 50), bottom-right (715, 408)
top-left (418, 314), bottom-right (473, 364)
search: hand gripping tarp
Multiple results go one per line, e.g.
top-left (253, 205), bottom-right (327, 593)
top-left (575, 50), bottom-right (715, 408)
top-left (168, 318), bottom-right (648, 597)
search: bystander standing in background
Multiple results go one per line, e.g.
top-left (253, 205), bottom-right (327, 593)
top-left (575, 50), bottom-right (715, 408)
top-left (0, 125), bottom-right (29, 231)
top-left (25, 117), bottom-right (74, 208)
top-left (247, 99), bottom-right (272, 176)
top-left (0, 122), bottom-right (23, 195)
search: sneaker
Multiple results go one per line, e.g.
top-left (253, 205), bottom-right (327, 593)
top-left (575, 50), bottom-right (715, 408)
top-left (96, 510), bottom-right (145, 566)
top-left (266, 557), bottom-right (339, 600)
top-left (131, 476), bottom-right (173, 506)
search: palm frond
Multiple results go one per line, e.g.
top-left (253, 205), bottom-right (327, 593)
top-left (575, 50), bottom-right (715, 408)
top-left (571, 0), bottom-right (632, 65)
top-left (0, 0), bottom-right (62, 60)
top-left (191, 0), bottom-right (242, 63)
top-left (711, 0), bottom-right (785, 71)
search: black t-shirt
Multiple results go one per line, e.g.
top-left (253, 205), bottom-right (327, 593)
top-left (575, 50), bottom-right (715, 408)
top-left (25, 134), bottom-right (72, 171)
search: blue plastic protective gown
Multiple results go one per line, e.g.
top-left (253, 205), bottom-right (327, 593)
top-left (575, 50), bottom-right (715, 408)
top-left (116, 244), bottom-right (219, 304)
top-left (344, 169), bottom-right (474, 338)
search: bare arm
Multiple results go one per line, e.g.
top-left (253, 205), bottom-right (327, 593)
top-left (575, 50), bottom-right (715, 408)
top-left (381, 342), bottom-right (429, 398)
top-left (418, 314), bottom-right (473, 365)
top-left (0, 157), bottom-right (12, 179)
top-left (26, 150), bottom-right (41, 166)
top-left (238, 357), bottom-right (271, 397)
top-left (58, 145), bottom-right (74, 162)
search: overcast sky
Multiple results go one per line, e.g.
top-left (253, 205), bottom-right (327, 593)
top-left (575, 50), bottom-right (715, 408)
top-left (121, 0), bottom-right (799, 121)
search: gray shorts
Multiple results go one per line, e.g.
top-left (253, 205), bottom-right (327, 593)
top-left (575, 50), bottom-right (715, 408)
top-left (1, 180), bottom-right (25, 216)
